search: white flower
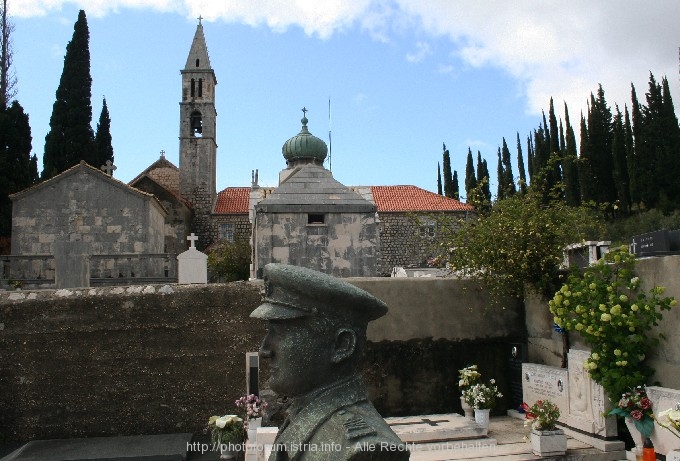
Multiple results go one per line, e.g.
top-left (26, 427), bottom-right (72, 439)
top-left (215, 415), bottom-right (241, 428)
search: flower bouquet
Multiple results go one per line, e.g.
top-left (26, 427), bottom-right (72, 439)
top-left (207, 414), bottom-right (244, 446)
top-left (463, 379), bottom-right (502, 410)
top-left (235, 394), bottom-right (267, 430)
top-left (655, 407), bottom-right (680, 440)
top-left (522, 400), bottom-right (560, 431)
top-left (609, 386), bottom-right (654, 438)
top-left (458, 365), bottom-right (482, 395)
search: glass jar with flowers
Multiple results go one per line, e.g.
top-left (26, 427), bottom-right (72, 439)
top-left (235, 394), bottom-right (268, 441)
top-left (609, 386), bottom-right (654, 452)
top-left (207, 414), bottom-right (243, 460)
top-left (458, 365), bottom-right (482, 419)
top-left (655, 405), bottom-right (680, 441)
top-left (463, 379), bottom-right (502, 431)
top-left (522, 399), bottom-right (567, 456)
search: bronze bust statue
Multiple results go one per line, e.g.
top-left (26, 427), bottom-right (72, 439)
top-left (251, 263), bottom-right (410, 460)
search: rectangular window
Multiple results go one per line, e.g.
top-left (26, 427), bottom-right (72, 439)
top-left (420, 223), bottom-right (436, 238)
top-left (307, 214), bottom-right (325, 225)
top-left (218, 223), bottom-right (234, 242)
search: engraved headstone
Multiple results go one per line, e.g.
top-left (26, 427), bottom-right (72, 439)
top-left (521, 363), bottom-right (569, 416)
top-left (507, 343), bottom-right (527, 411)
top-left (630, 229), bottom-right (680, 257)
top-left (646, 386), bottom-right (680, 458)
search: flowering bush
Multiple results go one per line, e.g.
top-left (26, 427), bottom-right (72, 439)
top-left (655, 407), bottom-right (680, 440)
top-left (522, 399), bottom-right (561, 431)
top-left (207, 414), bottom-right (243, 445)
top-left (608, 387), bottom-right (654, 437)
top-left (550, 246), bottom-right (676, 400)
top-left (458, 365), bottom-right (482, 395)
top-left (463, 379), bottom-right (502, 410)
top-left (235, 394), bottom-right (267, 429)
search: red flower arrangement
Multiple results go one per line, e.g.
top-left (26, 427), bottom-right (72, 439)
top-left (609, 386), bottom-right (654, 437)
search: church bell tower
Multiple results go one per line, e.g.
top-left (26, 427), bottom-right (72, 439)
top-left (179, 19), bottom-right (217, 248)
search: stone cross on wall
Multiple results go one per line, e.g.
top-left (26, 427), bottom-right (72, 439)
top-left (187, 233), bottom-right (199, 249)
top-left (100, 160), bottom-right (117, 176)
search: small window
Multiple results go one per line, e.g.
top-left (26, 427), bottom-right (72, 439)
top-left (420, 223), bottom-right (435, 238)
top-left (198, 78), bottom-right (203, 97)
top-left (190, 111), bottom-right (203, 136)
top-left (190, 79), bottom-right (195, 97)
top-left (196, 58), bottom-right (200, 67)
top-left (308, 214), bottom-right (325, 225)
top-left (218, 223), bottom-right (234, 242)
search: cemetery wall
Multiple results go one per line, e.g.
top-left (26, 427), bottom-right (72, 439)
top-left (525, 254), bottom-right (680, 390)
top-left (0, 277), bottom-right (523, 442)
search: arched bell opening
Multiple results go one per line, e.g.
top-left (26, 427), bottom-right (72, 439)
top-left (190, 111), bottom-right (203, 137)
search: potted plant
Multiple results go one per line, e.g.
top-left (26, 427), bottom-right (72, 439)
top-left (463, 379), bottom-right (502, 431)
top-left (207, 414), bottom-right (244, 460)
top-left (523, 399), bottom-right (567, 456)
top-left (609, 386), bottom-right (654, 451)
top-left (458, 365), bottom-right (481, 419)
top-left (235, 394), bottom-right (268, 441)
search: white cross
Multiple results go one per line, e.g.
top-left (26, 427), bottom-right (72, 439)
top-left (187, 233), bottom-right (199, 249)
top-left (100, 159), bottom-right (116, 176)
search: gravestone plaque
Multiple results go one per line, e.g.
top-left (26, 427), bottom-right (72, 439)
top-left (507, 343), bottom-right (527, 411)
top-left (630, 230), bottom-right (680, 256)
top-left (521, 363), bottom-right (569, 416)
top-left (246, 352), bottom-right (259, 397)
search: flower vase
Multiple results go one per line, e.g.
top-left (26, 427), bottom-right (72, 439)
top-left (460, 396), bottom-right (474, 419)
top-left (474, 408), bottom-right (491, 432)
top-left (247, 417), bottom-right (262, 442)
top-left (530, 429), bottom-right (567, 456)
top-left (625, 418), bottom-right (644, 454)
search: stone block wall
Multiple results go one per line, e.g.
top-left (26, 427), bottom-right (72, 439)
top-left (377, 212), bottom-right (465, 276)
top-left (209, 214), bottom-right (252, 244)
top-left (1, 277), bottom-right (524, 442)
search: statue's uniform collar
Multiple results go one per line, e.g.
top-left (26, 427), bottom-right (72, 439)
top-left (274, 374), bottom-right (367, 460)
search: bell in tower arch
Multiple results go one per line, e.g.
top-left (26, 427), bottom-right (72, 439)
top-left (190, 111), bottom-right (203, 136)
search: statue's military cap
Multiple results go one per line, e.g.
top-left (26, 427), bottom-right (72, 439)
top-left (250, 263), bottom-right (388, 324)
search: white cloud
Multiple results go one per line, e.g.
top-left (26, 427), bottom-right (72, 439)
top-left (12, 0), bottom-right (680, 121)
top-left (406, 41), bottom-right (431, 63)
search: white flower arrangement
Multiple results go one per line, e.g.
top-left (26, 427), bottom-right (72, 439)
top-left (207, 414), bottom-right (243, 445)
top-left (463, 379), bottom-right (503, 410)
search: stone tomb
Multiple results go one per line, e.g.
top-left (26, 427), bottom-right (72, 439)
top-left (177, 233), bottom-right (207, 284)
top-left (385, 414), bottom-right (490, 442)
top-left (521, 350), bottom-right (624, 453)
top-left (646, 386), bottom-right (680, 457)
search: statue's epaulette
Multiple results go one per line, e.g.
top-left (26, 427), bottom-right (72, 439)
top-left (336, 408), bottom-right (377, 440)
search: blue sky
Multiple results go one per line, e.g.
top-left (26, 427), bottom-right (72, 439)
top-left (10, 1), bottom-right (680, 200)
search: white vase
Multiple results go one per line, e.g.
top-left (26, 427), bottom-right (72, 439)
top-left (474, 408), bottom-right (491, 431)
top-left (530, 429), bottom-right (567, 456)
top-left (247, 417), bottom-right (262, 442)
top-left (219, 445), bottom-right (237, 460)
top-left (625, 417), bottom-right (644, 453)
top-left (460, 396), bottom-right (474, 419)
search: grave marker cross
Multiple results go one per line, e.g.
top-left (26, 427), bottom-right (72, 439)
top-left (187, 233), bottom-right (199, 249)
top-left (100, 160), bottom-right (117, 176)
top-left (390, 417), bottom-right (448, 427)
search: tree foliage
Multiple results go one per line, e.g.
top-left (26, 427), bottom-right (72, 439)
top-left (207, 239), bottom-right (251, 282)
top-left (93, 97), bottom-right (113, 169)
top-left (0, 0), bottom-right (17, 109)
top-left (42, 9), bottom-right (94, 179)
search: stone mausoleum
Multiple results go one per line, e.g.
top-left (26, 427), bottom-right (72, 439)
top-left (7, 21), bottom-right (472, 285)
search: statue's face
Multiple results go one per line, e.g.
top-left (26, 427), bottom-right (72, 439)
top-left (259, 318), bottom-right (335, 397)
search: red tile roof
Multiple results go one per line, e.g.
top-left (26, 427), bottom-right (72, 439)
top-left (214, 187), bottom-right (250, 213)
top-left (370, 185), bottom-right (474, 212)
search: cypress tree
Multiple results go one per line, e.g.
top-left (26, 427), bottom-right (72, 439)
top-left (611, 105), bottom-right (631, 214)
top-left (437, 162), bottom-right (442, 195)
top-left (516, 132), bottom-right (527, 194)
top-left (0, 100), bottom-right (35, 236)
top-left (587, 85), bottom-right (615, 205)
top-left (526, 135), bottom-right (534, 182)
top-left (496, 148), bottom-right (504, 201)
top-left (630, 84), bottom-right (643, 208)
top-left (501, 137), bottom-right (515, 197)
top-left (94, 97), bottom-right (113, 169)
top-left (578, 114), bottom-right (594, 203)
top-left (42, 9), bottom-right (94, 179)
top-left (660, 76), bottom-right (680, 206)
top-left (0, 0), bottom-right (17, 110)
top-left (442, 143), bottom-right (453, 198)
top-left (563, 102), bottom-right (580, 206)
top-left (452, 170), bottom-right (459, 200)
top-left (624, 105), bottom-right (638, 208)
top-left (464, 147), bottom-right (476, 199)
top-left (480, 157), bottom-right (491, 209)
